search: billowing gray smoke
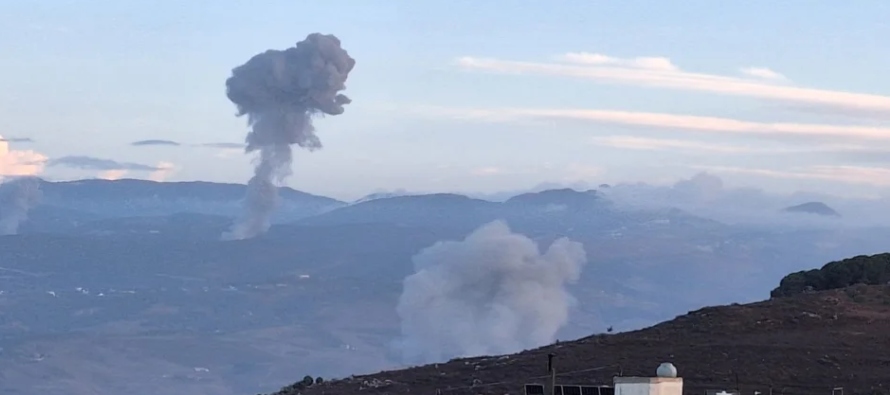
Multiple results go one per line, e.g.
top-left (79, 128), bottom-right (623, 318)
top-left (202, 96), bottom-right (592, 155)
top-left (395, 220), bottom-right (587, 364)
top-left (0, 176), bottom-right (41, 235)
top-left (222, 33), bottom-right (355, 240)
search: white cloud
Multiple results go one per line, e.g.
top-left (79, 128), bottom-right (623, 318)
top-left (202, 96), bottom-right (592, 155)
top-left (149, 162), bottom-right (176, 182)
top-left (0, 137), bottom-right (46, 177)
top-left (409, 105), bottom-right (890, 142)
top-left (560, 52), bottom-right (679, 71)
top-left (98, 169), bottom-right (128, 180)
top-left (740, 67), bottom-right (787, 81)
top-left (456, 54), bottom-right (890, 114)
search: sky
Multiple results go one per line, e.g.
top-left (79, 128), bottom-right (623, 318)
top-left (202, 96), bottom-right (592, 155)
top-left (1, 0), bottom-right (889, 201)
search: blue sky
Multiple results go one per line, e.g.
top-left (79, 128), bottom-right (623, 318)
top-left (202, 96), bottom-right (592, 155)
top-left (1, 1), bottom-right (889, 200)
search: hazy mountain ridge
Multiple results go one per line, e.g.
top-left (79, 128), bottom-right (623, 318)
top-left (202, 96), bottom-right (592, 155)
top-left (2, 179), bottom-right (890, 395)
top-left (34, 179), bottom-right (346, 222)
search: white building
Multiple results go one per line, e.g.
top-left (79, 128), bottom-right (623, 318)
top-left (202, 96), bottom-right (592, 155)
top-left (614, 363), bottom-right (682, 395)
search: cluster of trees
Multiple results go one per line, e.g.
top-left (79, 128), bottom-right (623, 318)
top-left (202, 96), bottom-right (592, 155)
top-left (271, 375), bottom-right (324, 395)
top-left (771, 253), bottom-right (890, 298)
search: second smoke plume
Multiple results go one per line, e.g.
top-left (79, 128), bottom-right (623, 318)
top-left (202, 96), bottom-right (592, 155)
top-left (223, 33), bottom-right (355, 240)
top-left (0, 176), bottom-right (41, 235)
top-left (395, 220), bottom-right (588, 364)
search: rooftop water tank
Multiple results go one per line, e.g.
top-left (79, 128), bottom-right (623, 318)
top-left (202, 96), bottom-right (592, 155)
top-left (656, 362), bottom-right (677, 378)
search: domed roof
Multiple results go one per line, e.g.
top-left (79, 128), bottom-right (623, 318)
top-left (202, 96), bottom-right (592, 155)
top-left (656, 362), bottom-right (677, 378)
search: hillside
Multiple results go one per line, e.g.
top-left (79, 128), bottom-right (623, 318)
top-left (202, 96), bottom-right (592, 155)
top-left (772, 253), bottom-right (890, 298)
top-left (274, 285), bottom-right (890, 395)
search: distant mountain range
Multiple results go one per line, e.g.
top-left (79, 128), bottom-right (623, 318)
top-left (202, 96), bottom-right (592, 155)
top-left (1, 178), bottom-right (889, 395)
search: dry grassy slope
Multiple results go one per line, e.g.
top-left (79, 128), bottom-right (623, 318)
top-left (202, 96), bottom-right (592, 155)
top-left (272, 285), bottom-right (890, 395)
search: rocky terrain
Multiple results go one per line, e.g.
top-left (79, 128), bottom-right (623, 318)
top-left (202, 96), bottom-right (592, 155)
top-left (275, 284), bottom-right (890, 395)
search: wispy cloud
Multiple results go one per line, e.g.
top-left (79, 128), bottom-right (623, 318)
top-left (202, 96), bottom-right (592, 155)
top-left (0, 137), bottom-right (46, 177)
top-left (49, 156), bottom-right (169, 172)
top-left (131, 139), bottom-right (181, 147)
top-left (590, 135), bottom-right (762, 154)
top-left (739, 67), bottom-right (787, 81)
top-left (560, 52), bottom-right (679, 71)
top-left (456, 53), bottom-right (890, 115)
top-left (700, 165), bottom-right (890, 187)
top-left (197, 142), bottom-right (245, 149)
top-left (0, 137), bottom-right (34, 143)
top-left (820, 147), bottom-right (890, 164)
top-left (411, 105), bottom-right (890, 142)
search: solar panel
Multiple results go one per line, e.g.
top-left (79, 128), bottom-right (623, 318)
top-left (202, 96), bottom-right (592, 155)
top-left (525, 384), bottom-right (545, 395)
top-left (525, 384), bottom-right (612, 395)
top-left (562, 385), bottom-right (582, 395)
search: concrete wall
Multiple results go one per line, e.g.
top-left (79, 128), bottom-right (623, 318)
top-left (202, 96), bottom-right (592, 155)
top-left (615, 381), bottom-right (652, 395)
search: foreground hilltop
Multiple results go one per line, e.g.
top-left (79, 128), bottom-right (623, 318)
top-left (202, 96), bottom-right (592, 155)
top-left (273, 284), bottom-right (890, 395)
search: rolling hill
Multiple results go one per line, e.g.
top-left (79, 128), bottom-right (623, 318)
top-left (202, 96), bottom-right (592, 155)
top-left (275, 283), bottom-right (890, 395)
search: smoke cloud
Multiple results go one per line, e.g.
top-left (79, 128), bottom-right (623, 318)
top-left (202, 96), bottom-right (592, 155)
top-left (395, 220), bottom-right (587, 364)
top-left (222, 33), bottom-right (356, 240)
top-left (0, 176), bottom-right (42, 235)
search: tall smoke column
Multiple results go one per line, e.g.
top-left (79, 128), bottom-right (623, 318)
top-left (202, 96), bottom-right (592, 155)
top-left (395, 220), bottom-right (587, 364)
top-left (0, 176), bottom-right (41, 235)
top-left (222, 33), bottom-right (355, 240)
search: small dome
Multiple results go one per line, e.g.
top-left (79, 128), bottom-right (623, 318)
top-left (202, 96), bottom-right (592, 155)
top-left (656, 362), bottom-right (677, 378)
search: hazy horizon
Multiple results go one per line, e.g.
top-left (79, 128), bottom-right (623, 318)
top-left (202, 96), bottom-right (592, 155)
top-left (1, 1), bottom-right (889, 201)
